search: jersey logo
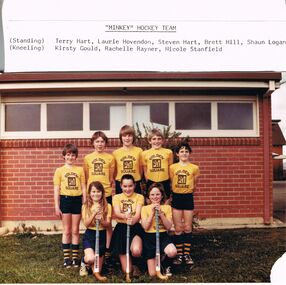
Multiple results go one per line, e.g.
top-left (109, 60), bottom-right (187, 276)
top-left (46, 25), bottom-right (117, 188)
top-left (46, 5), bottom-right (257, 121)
top-left (68, 177), bottom-right (76, 187)
top-left (178, 174), bottom-right (187, 184)
top-left (152, 159), bottom-right (161, 169)
top-left (123, 160), bottom-right (133, 170)
top-left (94, 163), bottom-right (103, 173)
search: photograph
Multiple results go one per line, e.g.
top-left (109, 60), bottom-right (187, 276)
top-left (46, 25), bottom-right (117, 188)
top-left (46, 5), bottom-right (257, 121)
top-left (0, 0), bottom-right (286, 283)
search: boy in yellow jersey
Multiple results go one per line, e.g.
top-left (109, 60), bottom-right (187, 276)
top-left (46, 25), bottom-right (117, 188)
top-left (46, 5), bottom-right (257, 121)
top-left (53, 144), bottom-right (86, 268)
top-left (141, 128), bottom-right (173, 202)
top-left (110, 174), bottom-right (145, 277)
top-left (83, 131), bottom-right (115, 268)
top-left (113, 125), bottom-right (143, 194)
top-left (141, 183), bottom-right (177, 277)
top-left (80, 181), bottom-right (112, 277)
top-left (169, 142), bottom-right (200, 266)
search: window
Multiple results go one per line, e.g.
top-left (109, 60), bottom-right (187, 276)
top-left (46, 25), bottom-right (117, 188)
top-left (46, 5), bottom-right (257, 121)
top-left (175, 103), bottom-right (211, 130)
top-left (132, 103), bottom-right (168, 129)
top-left (5, 104), bottom-right (40, 131)
top-left (90, 103), bottom-right (126, 131)
top-left (47, 103), bottom-right (83, 131)
top-left (0, 96), bottom-right (258, 139)
top-left (218, 103), bottom-right (253, 130)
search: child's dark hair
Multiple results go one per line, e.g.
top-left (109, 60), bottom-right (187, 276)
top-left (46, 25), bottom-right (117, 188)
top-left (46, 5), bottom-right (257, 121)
top-left (62, 144), bottom-right (78, 158)
top-left (119, 125), bottom-right (136, 144)
top-left (147, 182), bottom-right (166, 204)
top-left (120, 174), bottom-right (135, 184)
top-left (90, 131), bottom-right (108, 145)
top-left (175, 141), bottom-right (192, 154)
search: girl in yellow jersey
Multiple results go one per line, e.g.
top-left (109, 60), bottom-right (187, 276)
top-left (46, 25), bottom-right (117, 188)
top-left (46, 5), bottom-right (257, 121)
top-left (53, 144), bottom-right (86, 268)
top-left (141, 128), bottom-right (173, 201)
top-left (169, 142), bottom-right (200, 266)
top-left (113, 125), bottom-right (143, 194)
top-left (80, 181), bottom-right (112, 276)
top-left (83, 131), bottom-right (115, 267)
top-left (141, 183), bottom-right (177, 277)
top-left (111, 174), bottom-right (145, 276)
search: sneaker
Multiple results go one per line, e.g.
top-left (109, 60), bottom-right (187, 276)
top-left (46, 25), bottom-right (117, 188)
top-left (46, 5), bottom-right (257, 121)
top-left (72, 259), bottom-right (80, 268)
top-left (173, 255), bottom-right (183, 265)
top-left (63, 259), bottom-right (72, 268)
top-left (79, 260), bottom-right (88, 276)
top-left (184, 255), bottom-right (194, 265)
top-left (165, 266), bottom-right (172, 277)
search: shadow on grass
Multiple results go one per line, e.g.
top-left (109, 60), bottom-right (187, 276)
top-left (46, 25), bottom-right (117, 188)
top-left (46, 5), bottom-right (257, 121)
top-left (0, 228), bottom-right (285, 283)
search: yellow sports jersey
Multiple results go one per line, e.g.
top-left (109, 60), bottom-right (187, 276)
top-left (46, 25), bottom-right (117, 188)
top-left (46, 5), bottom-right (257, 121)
top-left (53, 165), bottom-right (85, 196)
top-left (81, 203), bottom-right (112, 231)
top-left (141, 204), bottom-right (172, 233)
top-left (83, 152), bottom-right (115, 197)
top-left (170, 162), bottom-right (200, 194)
top-left (113, 146), bottom-right (143, 181)
top-left (141, 147), bottom-right (173, 182)
top-left (112, 192), bottom-right (144, 223)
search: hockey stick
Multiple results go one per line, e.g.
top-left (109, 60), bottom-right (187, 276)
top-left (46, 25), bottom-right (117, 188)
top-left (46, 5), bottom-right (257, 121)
top-left (126, 222), bottom-right (131, 282)
top-left (93, 219), bottom-right (107, 282)
top-left (155, 208), bottom-right (168, 280)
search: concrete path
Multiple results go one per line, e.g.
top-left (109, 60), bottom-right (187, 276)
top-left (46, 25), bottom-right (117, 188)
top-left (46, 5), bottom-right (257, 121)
top-left (273, 181), bottom-right (286, 223)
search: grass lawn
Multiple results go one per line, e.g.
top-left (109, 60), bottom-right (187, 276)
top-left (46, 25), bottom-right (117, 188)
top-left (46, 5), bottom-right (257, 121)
top-left (0, 227), bottom-right (285, 283)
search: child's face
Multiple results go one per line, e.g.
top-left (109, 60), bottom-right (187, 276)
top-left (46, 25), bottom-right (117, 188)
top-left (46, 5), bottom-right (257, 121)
top-left (122, 133), bottom-right (134, 147)
top-left (177, 147), bottom-right (190, 162)
top-left (90, 186), bottom-right (102, 202)
top-left (149, 135), bottom-right (163, 150)
top-left (121, 179), bottom-right (135, 197)
top-left (93, 136), bottom-right (106, 152)
top-left (64, 152), bottom-right (77, 165)
top-left (149, 187), bottom-right (162, 204)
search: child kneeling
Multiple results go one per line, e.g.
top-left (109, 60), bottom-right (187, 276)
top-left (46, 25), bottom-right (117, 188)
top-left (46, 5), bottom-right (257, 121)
top-left (141, 183), bottom-right (177, 277)
top-left (80, 181), bottom-right (111, 276)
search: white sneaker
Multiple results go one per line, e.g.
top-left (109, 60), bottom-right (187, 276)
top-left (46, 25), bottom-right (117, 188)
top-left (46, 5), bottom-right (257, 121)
top-left (79, 260), bottom-right (88, 276)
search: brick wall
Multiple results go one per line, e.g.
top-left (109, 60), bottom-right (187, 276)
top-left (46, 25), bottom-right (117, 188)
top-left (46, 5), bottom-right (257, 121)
top-left (0, 136), bottom-right (267, 222)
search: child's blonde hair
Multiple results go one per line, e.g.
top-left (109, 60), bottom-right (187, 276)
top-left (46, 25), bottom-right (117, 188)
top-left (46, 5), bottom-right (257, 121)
top-left (148, 128), bottom-right (164, 141)
top-left (86, 181), bottom-right (108, 220)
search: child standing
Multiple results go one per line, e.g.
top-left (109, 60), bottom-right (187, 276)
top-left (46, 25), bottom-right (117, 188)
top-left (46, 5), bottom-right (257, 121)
top-left (141, 128), bottom-right (173, 201)
top-left (83, 131), bottom-right (115, 266)
top-left (80, 181), bottom-right (112, 276)
top-left (113, 125), bottom-right (143, 194)
top-left (141, 183), bottom-right (177, 277)
top-left (169, 142), bottom-right (200, 265)
top-left (53, 144), bottom-right (86, 268)
top-left (111, 174), bottom-right (145, 276)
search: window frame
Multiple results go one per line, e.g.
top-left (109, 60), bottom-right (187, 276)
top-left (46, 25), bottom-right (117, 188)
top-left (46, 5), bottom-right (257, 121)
top-left (0, 95), bottom-right (259, 139)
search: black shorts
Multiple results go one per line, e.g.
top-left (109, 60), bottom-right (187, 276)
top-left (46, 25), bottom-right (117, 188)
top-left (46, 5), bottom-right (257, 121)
top-left (143, 232), bottom-right (174, 260)
top-left (110, 223), bottom-right (145, 255)
top-left (146, 179), bottom-right (171, 199)
top-left (106, 195), bottom-right (112, 205)
top-left (60, 195), bottom-right (82, 214)
top-left (171, 193), bottom-right (194, 210)
top-left (115, 180), bottom-right (142, 195)
top-left (82, 229), bottom-right (107, 256)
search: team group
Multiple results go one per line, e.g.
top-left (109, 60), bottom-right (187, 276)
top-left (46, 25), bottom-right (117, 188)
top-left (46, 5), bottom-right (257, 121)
top-left (53, 125), bottom-right (200, 279)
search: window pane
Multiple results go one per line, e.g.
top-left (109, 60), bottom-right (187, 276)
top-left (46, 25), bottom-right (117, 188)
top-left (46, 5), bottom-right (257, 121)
top-left (5, 104), bottom-right (40, 131)
top-left (90, 103), bottom-right (125, 130)
top-left (47, 104), bottom-right (83, 131)
top-left (132, 103), bottom-right (168, 128)
top-left (218, 103), bottom-right (253, 130)
top-left (175, 103), bottom-right (211, 129)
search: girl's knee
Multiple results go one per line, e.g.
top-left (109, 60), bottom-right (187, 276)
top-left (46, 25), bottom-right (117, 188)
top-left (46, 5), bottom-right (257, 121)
top-left (165, 244), bottom-right (177, 258)
top-left (131, 247), bottom-right (142, 257)
top-left (85, 255), bottom-right (95, 265)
